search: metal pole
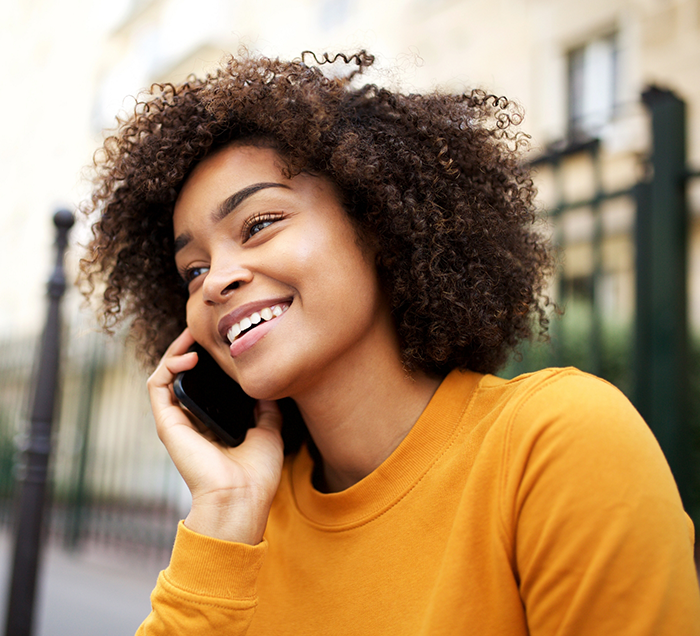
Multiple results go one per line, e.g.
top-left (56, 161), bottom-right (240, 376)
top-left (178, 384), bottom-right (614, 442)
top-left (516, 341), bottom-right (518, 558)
top-left (634, 87), bottom-right (690, 505)
top-left (4, 209), bottom-right (74, 636)
top-left (589, 142), bottom-right (604, 378)
top-left (65, 354), bottom-right (99, 551)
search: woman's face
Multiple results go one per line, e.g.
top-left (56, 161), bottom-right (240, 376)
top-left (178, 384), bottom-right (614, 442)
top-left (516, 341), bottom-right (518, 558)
top-left (173, 144), bottom-right (397, 400)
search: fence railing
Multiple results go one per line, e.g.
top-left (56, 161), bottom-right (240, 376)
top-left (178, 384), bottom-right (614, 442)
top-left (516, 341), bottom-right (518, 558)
top-left (506, 87), bottom-right (700, 526)
top-left (0, 321), bottom-right (185, 566)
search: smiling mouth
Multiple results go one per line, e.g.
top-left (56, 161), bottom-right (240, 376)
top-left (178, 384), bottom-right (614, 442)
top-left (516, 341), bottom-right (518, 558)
top-left (226, 303), bottom-right (290, 343)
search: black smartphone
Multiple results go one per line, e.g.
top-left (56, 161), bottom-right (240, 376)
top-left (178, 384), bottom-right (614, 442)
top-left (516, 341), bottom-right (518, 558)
top-left (173, 343), bottom-right (305, 449)
top-left (173, 343), bottom-right (259, 447)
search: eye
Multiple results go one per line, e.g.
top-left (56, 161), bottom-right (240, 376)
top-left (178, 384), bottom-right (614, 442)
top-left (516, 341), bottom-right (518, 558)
top-left (178, 265), bottom-right (209, 288)
top-left (241, 212), bottom-right (284, 242)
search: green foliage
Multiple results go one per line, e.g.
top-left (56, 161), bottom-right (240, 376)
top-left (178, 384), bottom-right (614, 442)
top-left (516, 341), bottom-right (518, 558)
top-left (503, 301), bottom-right (631, 392)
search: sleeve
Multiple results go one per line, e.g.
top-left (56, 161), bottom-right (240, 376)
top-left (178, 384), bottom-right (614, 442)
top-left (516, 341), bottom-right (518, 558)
top-left (503, 370), bottom-right (700, 635)
top-left (136, 521), bottom-right (267, 636)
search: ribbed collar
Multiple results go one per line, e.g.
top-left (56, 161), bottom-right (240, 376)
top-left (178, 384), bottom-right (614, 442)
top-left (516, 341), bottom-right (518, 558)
top-left (289, 368), bottom-right (481, 530)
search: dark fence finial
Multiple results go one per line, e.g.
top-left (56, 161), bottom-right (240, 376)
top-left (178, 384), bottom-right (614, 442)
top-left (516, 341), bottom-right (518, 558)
top-left (4, 209), bottom-right (74, 636)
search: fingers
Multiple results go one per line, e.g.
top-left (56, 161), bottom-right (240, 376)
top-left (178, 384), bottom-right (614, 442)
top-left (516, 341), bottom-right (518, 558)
top-left (159, 328), bottom-right (197, 376)
top-left (148, 330), bottom-right (196, 399)
top-left (157, 327), bottom-right (196, 363)
top-left (147, 329), bottom-right (205, 448)
top-left (168, 327), bottom-right (196, 353)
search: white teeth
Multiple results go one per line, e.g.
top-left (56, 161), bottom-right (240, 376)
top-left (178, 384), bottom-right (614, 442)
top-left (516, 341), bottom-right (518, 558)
top-left (226, 303), bottom-right (289, 343)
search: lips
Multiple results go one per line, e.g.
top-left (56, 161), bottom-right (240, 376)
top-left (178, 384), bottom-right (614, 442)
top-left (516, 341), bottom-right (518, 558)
top-left (226, 303), bottom-right (289, 342)
top-left (217, 298), bottom-right (292, 344)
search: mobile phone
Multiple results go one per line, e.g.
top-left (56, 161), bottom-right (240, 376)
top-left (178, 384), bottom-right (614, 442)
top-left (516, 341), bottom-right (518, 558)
top-left (174, 343), bottom-right (306, 449)
top-left (173, 343), bottom-right (259, 447)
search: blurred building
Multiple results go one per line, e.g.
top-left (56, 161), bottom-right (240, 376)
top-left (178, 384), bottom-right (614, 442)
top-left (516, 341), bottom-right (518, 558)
top-left (83, 0), bottom-right (700, 327)
top-left (3, 0), bottom-right (699, 336)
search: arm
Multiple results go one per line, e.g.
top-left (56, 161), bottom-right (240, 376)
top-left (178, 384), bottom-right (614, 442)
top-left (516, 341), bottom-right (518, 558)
top-left (138, 328), bottom-right (285, 635)
top-left (136, 523), bottom-right (267, 635)
top-left (505, 371), bottom-right (700, 635)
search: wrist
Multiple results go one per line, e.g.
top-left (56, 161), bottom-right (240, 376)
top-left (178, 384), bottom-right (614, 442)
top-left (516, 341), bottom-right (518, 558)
top-left (184, 492), bottom-right (272, 544)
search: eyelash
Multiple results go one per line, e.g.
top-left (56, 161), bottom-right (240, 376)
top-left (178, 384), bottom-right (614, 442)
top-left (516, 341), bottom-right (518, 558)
top-left (177, 212), bottom-right (285, 287)
top-left (241, 212), bottom-right (284, 242)
top-left (178, 265), bottom-right (208, 288)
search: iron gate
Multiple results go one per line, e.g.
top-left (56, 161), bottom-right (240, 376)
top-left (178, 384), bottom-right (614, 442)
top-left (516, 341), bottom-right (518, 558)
top-left (507, 87), bottom-right (699, 523)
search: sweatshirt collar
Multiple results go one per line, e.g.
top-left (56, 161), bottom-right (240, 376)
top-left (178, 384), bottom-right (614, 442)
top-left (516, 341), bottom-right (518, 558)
top-left (289, 368), bottom-right (482, 529)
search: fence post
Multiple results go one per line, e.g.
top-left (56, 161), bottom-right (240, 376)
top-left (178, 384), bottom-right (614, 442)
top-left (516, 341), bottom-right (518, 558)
top-left (634, 87), bottom-right (690, 505)
top-left (64, 354), bottom-right (100, 550)
top-left (4, 210), bottom-right (74, 636)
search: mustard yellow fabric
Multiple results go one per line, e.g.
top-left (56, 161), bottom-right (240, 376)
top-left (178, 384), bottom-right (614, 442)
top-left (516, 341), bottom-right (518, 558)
top-left (138, 368), bottom-right (700, 635)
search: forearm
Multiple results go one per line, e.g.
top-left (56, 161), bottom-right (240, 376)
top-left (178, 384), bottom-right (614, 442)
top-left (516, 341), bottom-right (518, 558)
top-left (137, 521), bottom-right (267, 636)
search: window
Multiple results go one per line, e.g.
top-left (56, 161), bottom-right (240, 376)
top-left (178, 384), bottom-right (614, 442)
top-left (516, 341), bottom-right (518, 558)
top-left (567, 33), bottom-right (619, 141)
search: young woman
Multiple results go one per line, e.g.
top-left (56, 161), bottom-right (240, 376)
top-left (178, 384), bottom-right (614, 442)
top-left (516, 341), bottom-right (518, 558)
top-left (80, 51), bottom-right (700, 634)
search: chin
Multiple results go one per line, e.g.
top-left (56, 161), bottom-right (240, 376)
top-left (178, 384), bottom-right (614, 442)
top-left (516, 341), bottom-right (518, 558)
top-left (235, 371), bottom-right (294, 402)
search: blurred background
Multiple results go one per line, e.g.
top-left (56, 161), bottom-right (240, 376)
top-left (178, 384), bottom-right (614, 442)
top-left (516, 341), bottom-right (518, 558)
top-left (0, 0), bottom-right (699, 633)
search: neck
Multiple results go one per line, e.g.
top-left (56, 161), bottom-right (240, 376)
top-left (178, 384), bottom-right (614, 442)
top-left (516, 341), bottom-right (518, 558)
top-left (293, 355), bottom-right (442, 493)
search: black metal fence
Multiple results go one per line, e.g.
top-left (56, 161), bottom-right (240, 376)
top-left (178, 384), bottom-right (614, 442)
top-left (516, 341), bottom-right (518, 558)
top-left (505, 87), bottom-right (700, 527)
top-left (0, 323), bottom-right (183, 567)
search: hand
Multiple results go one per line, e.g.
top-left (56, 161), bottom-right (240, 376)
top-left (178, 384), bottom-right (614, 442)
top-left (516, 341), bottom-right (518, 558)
top-left (147, 328), bottom-right (285, 544)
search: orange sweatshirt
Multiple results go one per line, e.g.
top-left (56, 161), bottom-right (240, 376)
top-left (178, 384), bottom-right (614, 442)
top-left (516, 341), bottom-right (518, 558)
top-left (138, 368), bottom-right (700, 635)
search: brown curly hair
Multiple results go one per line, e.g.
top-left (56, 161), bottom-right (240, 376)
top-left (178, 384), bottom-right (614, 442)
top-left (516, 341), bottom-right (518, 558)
top-left (80, 50), bottom-right (552, 376)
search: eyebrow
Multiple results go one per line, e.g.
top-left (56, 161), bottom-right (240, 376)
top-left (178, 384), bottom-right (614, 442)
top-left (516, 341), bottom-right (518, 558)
top-left (173, 182), bottom-right (290, 254)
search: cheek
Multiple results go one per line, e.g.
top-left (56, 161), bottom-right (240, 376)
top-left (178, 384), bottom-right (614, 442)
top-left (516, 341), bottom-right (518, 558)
top-left (320, 250), bottom-right (385, 324)
top-left (185, 298), bottom-right (207, 342)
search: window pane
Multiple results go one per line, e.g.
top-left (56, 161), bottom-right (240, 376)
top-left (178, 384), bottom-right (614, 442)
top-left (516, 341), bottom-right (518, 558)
top-left (568, 34), bottom-right (618, 139)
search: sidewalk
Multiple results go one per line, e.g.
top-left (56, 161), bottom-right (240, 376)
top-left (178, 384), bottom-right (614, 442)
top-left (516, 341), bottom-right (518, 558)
top-left (0, 531), bottom-right (166, 636)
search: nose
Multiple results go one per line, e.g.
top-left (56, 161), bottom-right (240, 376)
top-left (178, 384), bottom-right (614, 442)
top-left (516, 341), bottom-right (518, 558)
top-left (201, 258), bottom-right (253, 305)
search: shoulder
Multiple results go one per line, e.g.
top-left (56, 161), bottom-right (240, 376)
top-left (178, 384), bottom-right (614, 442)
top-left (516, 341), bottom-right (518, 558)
top-left (471, 368), bottom-right (685, 520)
top-left (477, 367), bottom-right (653, 451)
top-left (479, 366), bottom-right (631, 413)
top-left (444, 366), bottom-right (660, 468)
top-left (478, 368), bottom-right (687, 533)
top-left (483, 370), bottom-right (700, 632)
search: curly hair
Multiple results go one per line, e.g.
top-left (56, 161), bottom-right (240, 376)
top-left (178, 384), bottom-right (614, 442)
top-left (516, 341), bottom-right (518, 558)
top-left (80, 50), bottom-right (552, 376)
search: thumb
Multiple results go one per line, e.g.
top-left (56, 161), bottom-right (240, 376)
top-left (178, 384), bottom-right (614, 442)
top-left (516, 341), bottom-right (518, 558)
top-left (255, 399), bottom-right (283, 435)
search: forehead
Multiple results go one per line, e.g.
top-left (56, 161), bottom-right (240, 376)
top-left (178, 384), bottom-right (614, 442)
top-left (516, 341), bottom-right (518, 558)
top-left (180, 145), bottom-right (286, 200)
top-left (173, 145), bottom-right (290, 229)
top-left (172, 144), bottom-right (357, 243)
